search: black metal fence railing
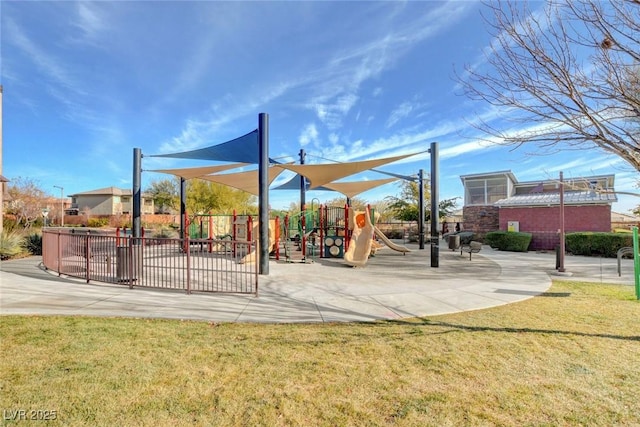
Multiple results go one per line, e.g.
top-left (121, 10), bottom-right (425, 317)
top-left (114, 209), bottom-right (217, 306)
top-left (42, 229), bottom-right (258, 295)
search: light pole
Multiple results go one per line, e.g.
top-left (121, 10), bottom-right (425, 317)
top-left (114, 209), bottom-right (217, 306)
top-left (53, 185), bottom-right (64, 227)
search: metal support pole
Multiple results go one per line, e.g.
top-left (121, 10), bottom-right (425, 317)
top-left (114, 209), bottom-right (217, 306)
top-left (558, 171), bottom-right (565, 272)
top-left (299, 148), bottom-right (306, 251)
top-left (180, 178), bottom-right (186, 241)
top-left (633, 226), bottom-right (639, 300)
top-left (258, 113), bottom-right (269, 275)
top-left (430, 142), bottom-right (439, 268)
top-left (132, 148), bottom-right (142, 239)
top-left (418, 169), bottom-right (425, 250)
top-left (299, 149), bottom-right (306, 210)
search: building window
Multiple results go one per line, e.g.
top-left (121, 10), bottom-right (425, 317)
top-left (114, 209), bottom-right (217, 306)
top-left (465, 177), bottom-right (509, 205)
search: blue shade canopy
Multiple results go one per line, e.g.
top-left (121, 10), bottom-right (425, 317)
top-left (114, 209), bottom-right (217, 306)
top-left (149, 130), bottom-right (263, 164)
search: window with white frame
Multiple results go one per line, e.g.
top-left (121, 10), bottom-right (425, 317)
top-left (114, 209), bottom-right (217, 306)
top-left (464, 177), bottom-right (509, 205)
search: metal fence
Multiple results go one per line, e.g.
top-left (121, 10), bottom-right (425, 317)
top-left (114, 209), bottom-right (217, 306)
top-left (42, 229), bottom-right (258, 295)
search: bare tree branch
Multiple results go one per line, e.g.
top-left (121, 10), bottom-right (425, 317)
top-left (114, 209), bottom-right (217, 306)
top-left (457, 0), bottom-right (640, 171)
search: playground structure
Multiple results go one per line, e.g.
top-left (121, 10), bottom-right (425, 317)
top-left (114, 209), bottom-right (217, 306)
top-left (273, 204), bottom-right (410, 267)
top-left (127, 204), bottom-right (409, 268)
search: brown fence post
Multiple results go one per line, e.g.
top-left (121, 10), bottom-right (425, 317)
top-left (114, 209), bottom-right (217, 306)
top-left (186, 235), bottom-right (191, 294)
top-left (85, 233), bottom-right (90, 283)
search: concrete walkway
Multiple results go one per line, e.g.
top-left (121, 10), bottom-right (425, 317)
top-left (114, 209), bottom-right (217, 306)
top-left (1, 243), bottom-right (636, 323)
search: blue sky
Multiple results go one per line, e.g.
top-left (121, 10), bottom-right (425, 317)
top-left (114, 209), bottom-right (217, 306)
top-left (2, 1), bottom-right (637, 214)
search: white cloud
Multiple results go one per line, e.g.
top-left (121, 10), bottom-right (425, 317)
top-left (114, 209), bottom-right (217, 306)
top-left (299, 123), bottom-right (319, 147)
top-left (74, 1), bottom-right (109, 39)
top-left (386, 101), bottom-right (415, 129)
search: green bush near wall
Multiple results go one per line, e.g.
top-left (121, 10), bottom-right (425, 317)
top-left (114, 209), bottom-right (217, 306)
top-left (565, 232), bottom-right (633, 258)
top-left (485, 231), bottom-right (532, 252)
top-left (87, 217), bottom-right (109, 228)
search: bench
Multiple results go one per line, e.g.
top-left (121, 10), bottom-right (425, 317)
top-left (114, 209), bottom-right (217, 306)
top-left (461, 241), bottom-right (483, 260)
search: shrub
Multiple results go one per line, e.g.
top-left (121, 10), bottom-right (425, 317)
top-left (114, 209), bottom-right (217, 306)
top-left (0, 231), bottom-right (25, 260)
top-left (485, 231), bottom-right (532, 252)
top-left (87, 217), bottom-right (109, 228)
top-left (565, 232), bottom-right (633, 258)
top-left (2, 217), bottom-right (19, 233)
top-left (22, 232), bottom-right (43, 255)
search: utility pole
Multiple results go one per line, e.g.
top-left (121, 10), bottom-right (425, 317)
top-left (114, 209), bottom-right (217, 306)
top-left (54, 185), bottom-right (64, 226)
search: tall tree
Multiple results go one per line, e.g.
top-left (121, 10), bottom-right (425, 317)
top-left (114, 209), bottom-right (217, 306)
top-left (385, 180), bottom-right (458, 222)
top-left (146, 178), bottom-right (179, 214)
top-left (5, 177), bottom-right (47, 228)
top-left (185, 179), bottom-right (256, 217)
top-left (459, 0), bottom-right (640, 171)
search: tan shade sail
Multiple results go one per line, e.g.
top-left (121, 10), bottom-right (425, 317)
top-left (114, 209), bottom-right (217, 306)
top-left (149, 163), bottom-right (249, 180)
top-left (276, 153), bottom-right (416, 188)
top-left (199, 166), bottom-right (285, 196)
top-left (321, 177), bottom-right (399, 199)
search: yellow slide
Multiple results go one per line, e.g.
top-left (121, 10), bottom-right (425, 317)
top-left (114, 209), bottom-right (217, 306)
top-left (373, 227), bottom-right (411, 254)
top-left (343, 207), bottom-right (374, 267)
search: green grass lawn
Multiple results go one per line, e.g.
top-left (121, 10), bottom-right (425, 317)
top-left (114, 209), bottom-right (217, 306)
top-left (1, 281), bottom-right (639, 426)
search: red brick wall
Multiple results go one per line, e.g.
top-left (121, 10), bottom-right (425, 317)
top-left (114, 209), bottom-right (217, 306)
top-left (498, 205), bottom-right (611, 250)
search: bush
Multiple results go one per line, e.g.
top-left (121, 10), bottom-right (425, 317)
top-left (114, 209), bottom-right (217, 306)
top-left (2, 217), bottom-right (19, 233)
top-left (0, 231), bottom-right (25, 260)
top-left (565, 232), bottom-right (633, 258)
top-left (485, 231), bottom-right (532, 252)
top-left (87, 217), bottom-right (109, 228)
top-left (23, 232), bottom-right (43, 255)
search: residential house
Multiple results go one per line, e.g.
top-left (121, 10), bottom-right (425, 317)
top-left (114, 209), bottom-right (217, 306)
top-left (69, 187), bottom-right (154, 216)
top-left (459, 171), bottom-right (617, 250)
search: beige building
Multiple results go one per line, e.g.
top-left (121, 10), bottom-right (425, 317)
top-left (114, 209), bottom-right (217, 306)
top-left (69, 187), bottom-right (154, 216)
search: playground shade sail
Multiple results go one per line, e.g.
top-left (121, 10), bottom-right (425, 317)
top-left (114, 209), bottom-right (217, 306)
top-left (321, 177), bottom-right (399, 199)
top-left (276, 153), bottom-right (417, 188)
top-left (271, 174), bottom-right (332, 192)
top-left (149, 130), bottom-right (262, 164)
top-left (149, 163), bottom-right (249, 179)
top-left (199, 166), bottom-right (286, 196)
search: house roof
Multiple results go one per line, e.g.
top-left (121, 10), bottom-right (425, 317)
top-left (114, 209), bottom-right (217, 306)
top-left (71, 187), bottom-right (131, 196)
top-left (70, 187), bottom-right (151, 198)
top-left (495, 190), bottom-right (617, 207)
top-left (516, 174), bottom-right (615, 192)
top-left (460, 170), bottom-right (518, 184)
